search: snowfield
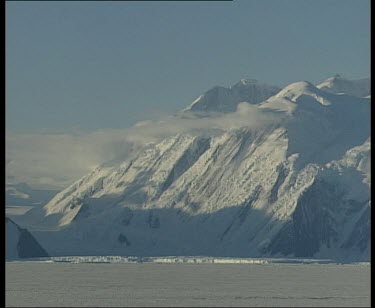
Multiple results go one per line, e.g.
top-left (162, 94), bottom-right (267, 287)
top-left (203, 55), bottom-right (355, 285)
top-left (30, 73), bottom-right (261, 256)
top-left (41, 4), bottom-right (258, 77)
top-left (6, 262), bottom-right (370, 307)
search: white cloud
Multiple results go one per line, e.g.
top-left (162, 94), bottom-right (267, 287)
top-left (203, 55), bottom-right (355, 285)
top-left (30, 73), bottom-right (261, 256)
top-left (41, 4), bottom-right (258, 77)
top-left (6, 131), bottom-right (135, 189)
top-left (6, 104), bottom-right (281, 189)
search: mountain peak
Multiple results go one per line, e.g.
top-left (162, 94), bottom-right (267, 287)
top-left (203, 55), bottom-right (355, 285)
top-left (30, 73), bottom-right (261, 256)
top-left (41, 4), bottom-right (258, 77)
top-left (260, 81), bottom-right (332, 113)
top-left (234, 78), bottom-right (259, 86)
top-left (279, 81), bottom-right (315, 92)
top-left (185, 79), bottom-right (280, 113)
top-left (275, 81), bottom-right (322, 101)
top-left (317, 76), bottom-right (370, 97)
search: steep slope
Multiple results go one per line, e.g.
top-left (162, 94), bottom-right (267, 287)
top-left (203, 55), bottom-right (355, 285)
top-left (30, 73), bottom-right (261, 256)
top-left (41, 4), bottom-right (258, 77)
top-left (317, 75), bottom-right (370, 98)
top-left (266, 143), bottom-right (370, 261)
top-left (6, 217), bottom-right (49, 260)
top-left (185, 79), bottom-right (280, 113)
top-left (25, 80), bottom-right (370, 261)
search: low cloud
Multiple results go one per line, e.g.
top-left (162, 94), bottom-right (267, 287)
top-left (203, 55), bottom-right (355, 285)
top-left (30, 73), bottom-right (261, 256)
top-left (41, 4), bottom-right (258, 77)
top-left (6, 103), bottom-right (281, 189)
top-left (6, 131), bottom-right (136, 189)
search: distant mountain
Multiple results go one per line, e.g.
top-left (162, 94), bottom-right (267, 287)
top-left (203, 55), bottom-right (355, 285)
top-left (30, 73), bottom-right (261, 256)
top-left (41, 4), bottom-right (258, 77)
top-left (184, 79), bottom-right (281, 113)
top-left (6, 217), bottom-right (49, 260)
top-left (23, 77), bottom-right (370, 262)
top-left (317, 75), bottom-right (370, 98)
top-left (6, 182), bottom-right (59, 206)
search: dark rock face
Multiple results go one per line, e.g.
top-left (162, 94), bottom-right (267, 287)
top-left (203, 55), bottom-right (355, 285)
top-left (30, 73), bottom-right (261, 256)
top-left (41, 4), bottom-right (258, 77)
top-left (121, 208), bottom-right (134, 226)
top-left (118, 233), bottom-right (131, 246)
top-left (6, 217), bottom-right (49, 259)
top-left (266, 221), bottom-right (295, 256)
top-left (341, 205), bottom-right (370, 252)
top-left (266, 179), bottom-right (369, 259)
top-left (157, 137), bottom-right (211, 198)
top-left (73, 202), bottom-right (90, 220)
top-left (17, 228), bottom-right (49, 258)
top-left (291, 179), bottom-right (339, 257)
top-left (268, 164), bottom-right (288, 204)
top-left (147, 212), bottom-right (160, 229)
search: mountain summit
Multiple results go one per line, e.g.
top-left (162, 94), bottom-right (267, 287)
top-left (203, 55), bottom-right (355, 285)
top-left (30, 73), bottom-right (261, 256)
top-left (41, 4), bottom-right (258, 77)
top-left (185, 79), bottom-right (281, 113)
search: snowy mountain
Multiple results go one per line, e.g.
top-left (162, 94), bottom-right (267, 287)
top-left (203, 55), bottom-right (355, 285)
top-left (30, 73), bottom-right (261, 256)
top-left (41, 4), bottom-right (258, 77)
top-left (317, 75), bottom-right (370, 98)
top-left (22, 78), bottom-right (370, 262)
top-left (184, 79), bottom-right (281, 113)
top-left (6, 217), bottom-right (49, 260)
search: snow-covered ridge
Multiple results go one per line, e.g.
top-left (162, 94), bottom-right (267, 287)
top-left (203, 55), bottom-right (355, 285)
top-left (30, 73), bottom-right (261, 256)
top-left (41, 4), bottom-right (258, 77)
top-left (259, 81), bottom-right (339, 115)
top-left (184, 79), bottom-right (281, 113)
top-left (317, 75), bottom-right (370, 98)
top-left (274, 81), bottom-right (331, 105)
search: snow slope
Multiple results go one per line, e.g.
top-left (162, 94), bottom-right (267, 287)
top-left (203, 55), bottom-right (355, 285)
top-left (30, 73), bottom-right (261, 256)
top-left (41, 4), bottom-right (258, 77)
top-left (22, 79), bottom-right (370, 262)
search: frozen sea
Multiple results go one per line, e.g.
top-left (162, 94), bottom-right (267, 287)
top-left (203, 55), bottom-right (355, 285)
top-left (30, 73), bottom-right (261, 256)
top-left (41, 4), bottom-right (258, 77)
top-left (6, 260), bottom-right (370, 307)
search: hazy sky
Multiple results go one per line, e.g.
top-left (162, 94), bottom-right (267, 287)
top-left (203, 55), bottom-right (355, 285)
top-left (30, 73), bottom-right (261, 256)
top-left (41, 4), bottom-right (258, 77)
top-left (6, 0), bottom-right (370, 133)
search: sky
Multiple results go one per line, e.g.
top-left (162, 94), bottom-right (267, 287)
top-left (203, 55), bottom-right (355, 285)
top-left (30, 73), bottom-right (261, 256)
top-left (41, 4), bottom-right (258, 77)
top-left (6, 0), bottom-right (370, 189)
top-left (6, 0), bottom-right (370, 133)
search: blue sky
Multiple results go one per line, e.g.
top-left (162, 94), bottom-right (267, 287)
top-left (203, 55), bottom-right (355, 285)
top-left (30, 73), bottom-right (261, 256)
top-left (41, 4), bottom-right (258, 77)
top-left (6, 0), bottom-right (370, 133)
